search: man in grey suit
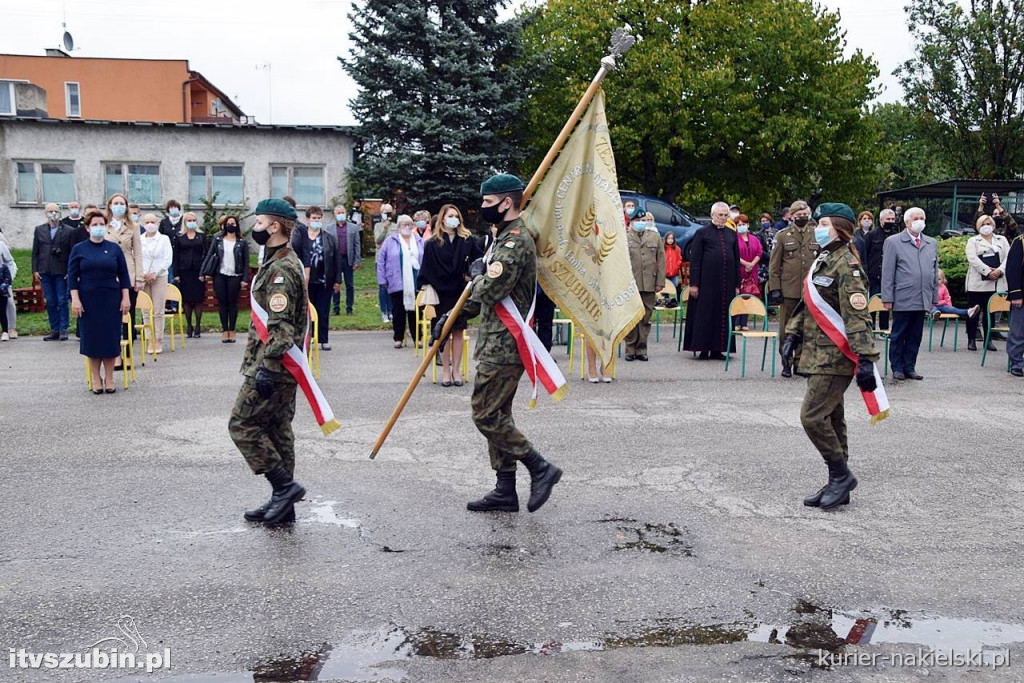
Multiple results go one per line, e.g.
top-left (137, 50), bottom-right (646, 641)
top-left (331, 204), bottom-right (362, 315)
top-left (31, 203), bottom-right (73, 341)
top-left (881, 206), bottom-right (939, 380)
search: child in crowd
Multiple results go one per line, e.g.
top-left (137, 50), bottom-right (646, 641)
top-left (664, 232), bottom-right (682, 290)
top-left (931, 269), bottom-right (981, 320)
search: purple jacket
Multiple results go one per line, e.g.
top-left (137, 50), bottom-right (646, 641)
top-left (376, 232), bottom-right (424, 294)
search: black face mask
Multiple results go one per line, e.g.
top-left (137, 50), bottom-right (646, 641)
top-left (251, 228), bottom-right (271, 245)
top-left (995, 216), bottom-right (1005, 226)
top-left (480, 199), bottom-right (509, 226)
top-left (883, 222), bottom-right (896, 232)
top-left (793, 216), bottom-right (809, 228)
top-left (225, 224), bottom-right (238, 234)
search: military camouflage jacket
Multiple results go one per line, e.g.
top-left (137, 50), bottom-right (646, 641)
top-left (786, 242), bottom-right (879, 376)
top-left (241, 243), bottom-right (308, 380)
top-left (768, 221), bottom-right (820, 299)
top-left (463, 217), bottom-right (537, 366)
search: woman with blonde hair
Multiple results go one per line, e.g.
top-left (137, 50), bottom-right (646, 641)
top-left (140, 212), bottom-right (173, 353)
top-left (105, 193), bottom-right (142, 368)
top-left (418, 204), bottom-right (481, 385)
top-left (965, 213), bottom-right (1011, 351)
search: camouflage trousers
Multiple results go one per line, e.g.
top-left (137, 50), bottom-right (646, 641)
top-left (799, 374), bottom-right (852, 463)
top-left (624, 291), bottom-right (656, 355)
top-left (228, 377), bottom-right (298, 475)
top-left (471, 361), bottom-right (534, 473)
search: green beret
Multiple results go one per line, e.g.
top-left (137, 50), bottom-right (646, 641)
top-left (814, 202), bottom-right (855, 224)
top-left (480, 173), bottom-right (526, 197)
top-left (255, 198), bottom-right (297, 221)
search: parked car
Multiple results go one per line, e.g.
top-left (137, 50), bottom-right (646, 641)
top-left (619, 191), bottom-right (704, 259)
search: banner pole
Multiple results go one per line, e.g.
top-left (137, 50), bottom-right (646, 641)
top-left (369, 28), bottom-right (636, 459)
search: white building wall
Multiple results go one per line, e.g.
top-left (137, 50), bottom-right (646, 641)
top-left (0, 119), bottom-right (355, 248)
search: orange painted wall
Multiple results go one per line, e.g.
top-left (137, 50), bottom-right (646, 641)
top-left (0, 54), bottom-right (191, 122)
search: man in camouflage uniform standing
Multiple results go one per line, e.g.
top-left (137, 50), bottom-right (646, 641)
top-left (782, 203), bottom-right (879, 510)
top-left (432, 173), bottom-right (563, 513)
top-left (229, 198), bottom-right (309, 526)
top-left (768, 200), bottom-right (820, 377)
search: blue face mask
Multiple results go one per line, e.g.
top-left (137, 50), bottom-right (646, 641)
top-left (737, 224), bottom-right (749, 234)
top-left (111, 204), bottom-right (126, 217)
top-left (169, 207), bottom-right (181, 217)
top-left (90, 225), bottom-right (108, 239)
top-left (310, 221), bottom-right (322, 230)
top-left (633, 221), bottom-right (646, 232)
top-left (416, 220), bottom-right (426, 229)
top-left (186, 221), bottom-right (198, 230)
top-left (814, 226), bottom-right (833, 247)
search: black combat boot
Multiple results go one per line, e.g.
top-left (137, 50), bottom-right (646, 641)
top-left (781, 357), bottom-right (792, 378)
top-left (467, 471), bottom-right (519, 512)
top-left (243, 500), bottom-right (295, 524)
top-left (818, 458), bottom-right (857, 510)
top-left (804, 454), bottom-right (850, 507)
top-left (521, 450), bottom-right (563, 513)
top-left (260, 466), bottom-right (306, 525)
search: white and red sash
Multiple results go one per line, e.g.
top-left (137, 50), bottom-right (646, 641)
top-left (251, 291), bottom-right (340, 435)
top-left (493, 291), bottom-right (569, 408)
top-left (803, 264), bottom-right (890, 424)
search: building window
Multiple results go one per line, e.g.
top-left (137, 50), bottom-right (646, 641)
top-left (65, 82), bottom-right (81, 118)
top-left (188, 164), bottom-right (244, 205)
top-left (14, 161), bottom-right (75, 204)
top-left (0, 81), bottom-right (15, 116)
top-left (104, 163), bottom-right (161, 204)
top-left (270, 165), bottom-right (324, 206)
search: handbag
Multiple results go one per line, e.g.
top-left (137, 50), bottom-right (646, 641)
top-left (421, 284), bottom-right (440, 306)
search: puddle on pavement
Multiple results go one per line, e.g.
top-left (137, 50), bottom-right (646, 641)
top-left (609, 521), bottom-right (693, 555)
top-left (303, 500), bottom-right (360, 529)
top-left (137, 606), bottom-right (1024, 680)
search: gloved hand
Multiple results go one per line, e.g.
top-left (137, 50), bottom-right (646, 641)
top-left (856, 356), bottom-right (877, 392)
top-left (781, 334), bottom-right (802, 362)
top-left (469, 258), bottom-right (486, 279)
top-left (769, 289), bottom-right (783, 306)
top-left (430, 312), bottom-right (451, 353)
top-left (254, 366), bottom-right (275, 400)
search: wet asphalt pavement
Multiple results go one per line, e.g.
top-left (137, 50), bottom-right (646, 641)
top-left (2, 327), bottom-right (1023, 682)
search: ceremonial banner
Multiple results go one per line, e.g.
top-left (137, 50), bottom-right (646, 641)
top-left (523, 89), bottom-right (643, 367)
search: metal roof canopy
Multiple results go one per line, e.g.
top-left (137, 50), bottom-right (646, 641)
top-left (877, 179), bottom-right (1024, 231)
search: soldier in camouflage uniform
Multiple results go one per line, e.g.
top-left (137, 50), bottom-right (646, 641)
top-left (782, 203), bottom-right (879, 510)
top-left (432, 174), bottom-right (563, 513)
top-left (229, 198), bottom-right (309, 526)
top-left (768, 200), bottom-right (820, 377)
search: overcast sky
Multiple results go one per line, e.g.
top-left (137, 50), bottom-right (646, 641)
top-left (2, 0), bottom-right (922, 126)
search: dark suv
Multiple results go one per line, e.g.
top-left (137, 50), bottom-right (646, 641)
top-left (620, 191), bottom-right (704, 258)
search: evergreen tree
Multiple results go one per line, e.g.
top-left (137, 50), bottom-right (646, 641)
top-left (341, 0), bottom-right (530, 214)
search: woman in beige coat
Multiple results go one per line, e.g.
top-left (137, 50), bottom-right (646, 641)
top-left (965, 214), bottom-right (1011, 351)
top-left (104, 193), bottom-right (143, 367)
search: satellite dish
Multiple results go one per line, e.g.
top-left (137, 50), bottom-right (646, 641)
top-left (63, 31), bottom-right (74, 52)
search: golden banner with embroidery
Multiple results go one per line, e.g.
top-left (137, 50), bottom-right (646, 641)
top-left (522, 89), bottom-right (643, 367)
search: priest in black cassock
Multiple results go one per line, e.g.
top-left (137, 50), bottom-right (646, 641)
top-left (683, 202), bottom-right (741, 359)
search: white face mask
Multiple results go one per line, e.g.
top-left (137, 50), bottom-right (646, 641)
top-left (861, 220), bottom-right (872, 229)
top-left (444, 216), bottom-right (460, 230)
top-left (910, 219), bottom-right (926, 234)
top-left (980, 225), bottom-right (995, 236)
top-left (730, 211), bottom-right (739, 220)
top-left (144, 222), bottom-right (158, 233)
top-left (335, 213), bottom-right (346, 222)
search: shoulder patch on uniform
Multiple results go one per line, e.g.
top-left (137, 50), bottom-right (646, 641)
top-left (269, 293), bottom-right (288, 312)
top-left (852, 269), bottom-right (861, 277)
top-left (812, 275), bottom-right (834, 287)
top-left (273, 276), bottom-right (285, 284)
top-left (487, 261), bottom-right (504, 278)
top-left (504, 241), bottom-right (516, 248)
top-left (849, 293), bottom-right (868, 310)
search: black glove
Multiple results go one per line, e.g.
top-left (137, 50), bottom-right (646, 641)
top-left (781, 334), bottom-right (802, 362)
top-left (469, 258), bottom-right (486, 279)
top-left (254, 366), bottom-right (275, 400)
top-left (430, 312), bottom-right (452, 353)
top-left (769, 289), bottom-right (783, 305)
top-left (856, 356), bottom-right (877, 392)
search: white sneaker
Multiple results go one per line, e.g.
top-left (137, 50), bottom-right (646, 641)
top-left (9, 330), bottom-right (16, 339)
top-left (0, 333), bottom-right (8, 341)
top-left (381, 313), bottom-right (389, 324)
top-left (968, 305), bottom-right (981, 319)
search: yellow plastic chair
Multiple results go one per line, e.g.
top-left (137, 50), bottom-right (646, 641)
top-left (724, 294), bottom-right (777, 377)
top-left (307, 302), bottom-right (320, 379)
top-left (676, 286), bottom-right (691, 352)
top-left (653, 281), bottom-right (682, 342)
top-left (867, 295), bottom-right (891, 376)
top-left (419, 304), bottom-right (437, 358)
top-left (85, 312), bottom-right (136, 390)
top-left (134, 290), bottom-right (157, 365)
top-left (414, 290), bottom-right (427, 357)
top-left (569, 331), bottom-right (618, 380)
top-left (981, 292), bottom-right (1011, 368)
top-left (164, 284), bottom-right (186, 352)
top-left (552, 307), bottom-right (574, 356)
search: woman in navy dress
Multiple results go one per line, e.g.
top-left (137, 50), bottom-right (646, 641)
top-left (69, 210), bottom-right (132, 394)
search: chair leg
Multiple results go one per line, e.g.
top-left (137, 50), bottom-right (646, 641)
top-left (85, 358), bottom-right (92, 390)
top-left (953, 320), bottom-right (958, 352)
top-left (741, 336), bottom-right (747, 378)
top-left (724, 333), bottom-right (732, 372)
top-left (760, 335), bottom-right (768, 372)
top-left (122, 346), bottom-right (129, 389)
top-left (654, 311), bottom-right (660, 343)
top-left (928, 318), bottom-right (933, 352)
top-left (771, 339), bottom-right (777, 377)
top-left (884, 340), bottom-right (889, 376)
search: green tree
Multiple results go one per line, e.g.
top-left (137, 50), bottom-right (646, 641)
top-left (869, 102), bottom-right (953, 191)
top-left (898, 0), bottom-right (1024, 178)
top-left (341, 0), bottom-right (532, 213)
top-left (520, 0), bottom-right (882, 210)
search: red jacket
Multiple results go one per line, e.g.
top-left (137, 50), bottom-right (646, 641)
top-left (665, 243), bottom-right (682, 278)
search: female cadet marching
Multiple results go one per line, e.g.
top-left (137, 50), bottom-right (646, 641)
top-left (228, 198), bottom-right (310, 526)
top-left (781, 203), bottom-right (887, 510)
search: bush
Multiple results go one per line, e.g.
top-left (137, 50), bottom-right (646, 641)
top-left (938, 235), bottom-right (969, 305)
